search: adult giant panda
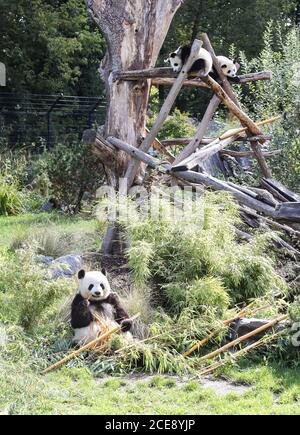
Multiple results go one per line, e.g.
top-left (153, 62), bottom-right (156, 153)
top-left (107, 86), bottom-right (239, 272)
top-left (166, 45), bottom-right (240, 83)
top-left (71, 269), bottom-right (132, 344)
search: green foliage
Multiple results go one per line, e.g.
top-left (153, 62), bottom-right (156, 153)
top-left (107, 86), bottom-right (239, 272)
top-left (0, 249), bottom-right (75, 330)
top-left (239, 24), bottom-right (300, 191)
top-left (0, 177), bottom-right (23, 216)
top-left (147, 106), bottom-right (196, 141)
top-left (0, 0), bottom-right (105, 95)
top-left (32, 142), bottom-right (103, 209)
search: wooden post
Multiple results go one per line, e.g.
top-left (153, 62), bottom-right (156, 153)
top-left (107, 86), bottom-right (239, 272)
top-left (173, 94), bottom-right (221, 164)
top-left (125, 39), bottom-right (203, 189)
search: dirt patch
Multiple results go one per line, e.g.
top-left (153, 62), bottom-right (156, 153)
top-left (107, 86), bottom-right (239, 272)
top-left (97, 374), bottom-right (251, 397)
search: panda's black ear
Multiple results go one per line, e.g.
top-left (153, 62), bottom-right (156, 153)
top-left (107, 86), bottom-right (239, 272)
top-left (78, 269), bottom-right (85, 280)
top-left (101, 268), bottom-right (107, 276)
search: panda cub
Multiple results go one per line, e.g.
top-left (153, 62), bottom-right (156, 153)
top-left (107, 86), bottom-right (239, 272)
top-left (167, 45), bottom-right (240, 83)
top-left (166, 44), bottom-right (213, 76)
top-left (71, 269), bottom-right (132, 344)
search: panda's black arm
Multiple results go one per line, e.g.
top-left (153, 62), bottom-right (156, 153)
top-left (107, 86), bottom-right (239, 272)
top-left (106, 293), bottom-right (132, 332)
top-left (71, 294), bottom-right (93, 329)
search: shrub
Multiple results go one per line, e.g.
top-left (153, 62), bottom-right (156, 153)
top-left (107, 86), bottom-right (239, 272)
top-left (0, 178), bottom-right (23, 216)
top-left (0, 249), bottom-right (75, 330)
top-left (239, 24), bottom-right (300, 191)
top-left (32, 142), bottom-right (104, 210)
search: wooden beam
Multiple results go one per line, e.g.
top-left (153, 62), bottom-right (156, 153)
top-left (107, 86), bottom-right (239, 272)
top-left (107, 136), bottom-right (158, 169)
top-left (152, 78), bottom-right (209, 89)
top-left (262, 178), bottom-right (300, 203)
top-left (173, 94), bottom-right (221, 164)
top-left (125, 39), bottom-right (204, 189)
top-left (116, 67), bottom-right (272, 84)
top-left (172, 135), bottom-right (238, 172)
top-left (168, 168), bottom-right (277, 218)
top-left (219, 116), bottom-right (281, 140)
top-left (275, 203), bottom-right (300, 222)
top-left (145, 127), bottom-right (175, 163)
top-left (202, 33), bottom-right (240, 107)
top-left (161, 134), bottom-right (273, 147)
top-left (220, 149), bottom-right (281, 158)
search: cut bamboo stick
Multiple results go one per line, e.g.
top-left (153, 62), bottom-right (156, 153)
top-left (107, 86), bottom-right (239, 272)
top-left (183, 302), bottom-right (256, 358)
top-left (198, 314), bottom-right (287, 364)
top-left (198, 331), bottom-right (282, 377)
top-left (41, 313), bottom-right (141, 375)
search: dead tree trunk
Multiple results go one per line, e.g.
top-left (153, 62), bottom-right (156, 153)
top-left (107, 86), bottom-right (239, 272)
top-left (84, 0), bottom-right (183, 186)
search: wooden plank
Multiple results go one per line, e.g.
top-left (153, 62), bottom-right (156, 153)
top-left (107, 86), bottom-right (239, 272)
top-left (161, 135), bottom-right (273, 147)
top-left (173, 94), bottom-right (221, 165)
top-left (145, 127), bottom-right (175, 163)
top-left (107, 136), bottom-right (158, 169)
top-left (261, 179), bottom-right (289, 203)
top-left (263, 178), bottom-right (300, 203)
top-left (171, 135), bottom-right (238, 172)
top-left (168, 168), bottom-right (277, 218)
top-left (124, 39), bottom-right (204, 189)
top-left (275, 203), bottom-right (300, 222)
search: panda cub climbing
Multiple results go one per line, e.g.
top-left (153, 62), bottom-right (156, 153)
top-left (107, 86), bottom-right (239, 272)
top-left (167, 44), bottom-right (240, 83)
top-left (71, 269), bottom-right (132, 344)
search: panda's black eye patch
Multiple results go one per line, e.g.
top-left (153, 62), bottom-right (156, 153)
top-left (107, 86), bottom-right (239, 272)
top-left (88, 284), bottom-right (94, 291)
top-left (174, 63), bottom-right (179, 67)
top-left (170, 53), bottom-right (176, 58)
top-left (222, 64), bottom-right (227, 69)
top-left (100, 283), bottom-right (105, 290)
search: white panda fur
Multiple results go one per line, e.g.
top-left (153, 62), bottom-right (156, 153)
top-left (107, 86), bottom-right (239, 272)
top-left (166, 44), bottom-right (213, 76)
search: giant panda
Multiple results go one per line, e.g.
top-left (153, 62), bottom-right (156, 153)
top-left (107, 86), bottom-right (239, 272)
top-left (166, 45), bottom-right (240, 83)
top-left (71, 269), bottom-right (132, 345)
top-left (166, 44), bottom-right (213, 76)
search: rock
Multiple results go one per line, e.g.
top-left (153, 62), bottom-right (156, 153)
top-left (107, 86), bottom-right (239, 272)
top-left (228, 318), bottom-right (287, 344)
top-left (49, 254), bottom-right (83, 280)
top-left (35, 255), bottom-right (54, 266)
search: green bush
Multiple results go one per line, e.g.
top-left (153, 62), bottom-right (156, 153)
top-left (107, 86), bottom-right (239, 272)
top-left (99, 192), bottom-right (287, 310)
top-left (32, 142), bottom-right (104, 210)
top-left (0, 249), bottom-right (75, 330)
top-left (239, 24), bottom-right (300, 191)
top-left (0, 178), bottom-right (23, 216)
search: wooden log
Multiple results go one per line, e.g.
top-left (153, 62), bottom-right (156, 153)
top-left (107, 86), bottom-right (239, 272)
top-left (161, 135), bottom-right (273, 147)
top-left (260, 179), bottom-right (290, 203)
top-left (169, 168), bottom-right (277, 218)
top-left (202, 74), bottom-right (274, 178)
top-left (107, 136), bottom-right (158, 169)
top-left (275, 203), bottom-right (300, 223)
top-left (198, 314), bottom-right (288, 363)
top-left (145, 127), bottom-right (175, 163)
top-left (202, 33), bottom-right (240, 107)
top-left (220, 149), bottom-right (281, 158)
top-left (172, 135), bottom-right (238, 172)
top-left (152, 77), bottom-right (210, 89)
top-left (262, 178), bottom-right (300, 203)
top-left (116, 67), bottom-right (271, 83)
top-left (173, 95), bottom-right (221, 164)
top-left (125, 39), bottom-right (204, 189)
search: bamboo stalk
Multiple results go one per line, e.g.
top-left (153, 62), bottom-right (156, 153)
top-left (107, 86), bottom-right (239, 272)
top-left (41, 313), bottom-right (141, 375)
top-left (198, 314), bottom-right (287, 364)
top-left (219, 116), bottom-right (281, 140)
top-left (198, 331), bottom-right (282, 377)
top-left (183, 302), bottom-right (256, 358)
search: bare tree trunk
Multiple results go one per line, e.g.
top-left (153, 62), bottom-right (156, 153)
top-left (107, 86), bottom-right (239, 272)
top-left (84, 0), bottom-right (183, 186)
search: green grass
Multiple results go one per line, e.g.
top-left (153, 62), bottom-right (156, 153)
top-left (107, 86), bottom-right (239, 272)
top-left (1, 365), bottom-right (300, 415)
top-left (0, 213), bottom-right (100, 254)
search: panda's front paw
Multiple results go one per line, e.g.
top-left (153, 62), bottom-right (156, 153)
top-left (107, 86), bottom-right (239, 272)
top-left (107, 292), bottom-right (119, 304)
top-left (121, 319), bottom-right (132, 333)
top-left (81, 299), bottom-right (90, 308)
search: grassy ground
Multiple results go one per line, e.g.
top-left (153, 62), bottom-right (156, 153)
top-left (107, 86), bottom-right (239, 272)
top-left (1, 213), bottom-right (300, 415)
top-left (1, 364), bottom-right (300, 415)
